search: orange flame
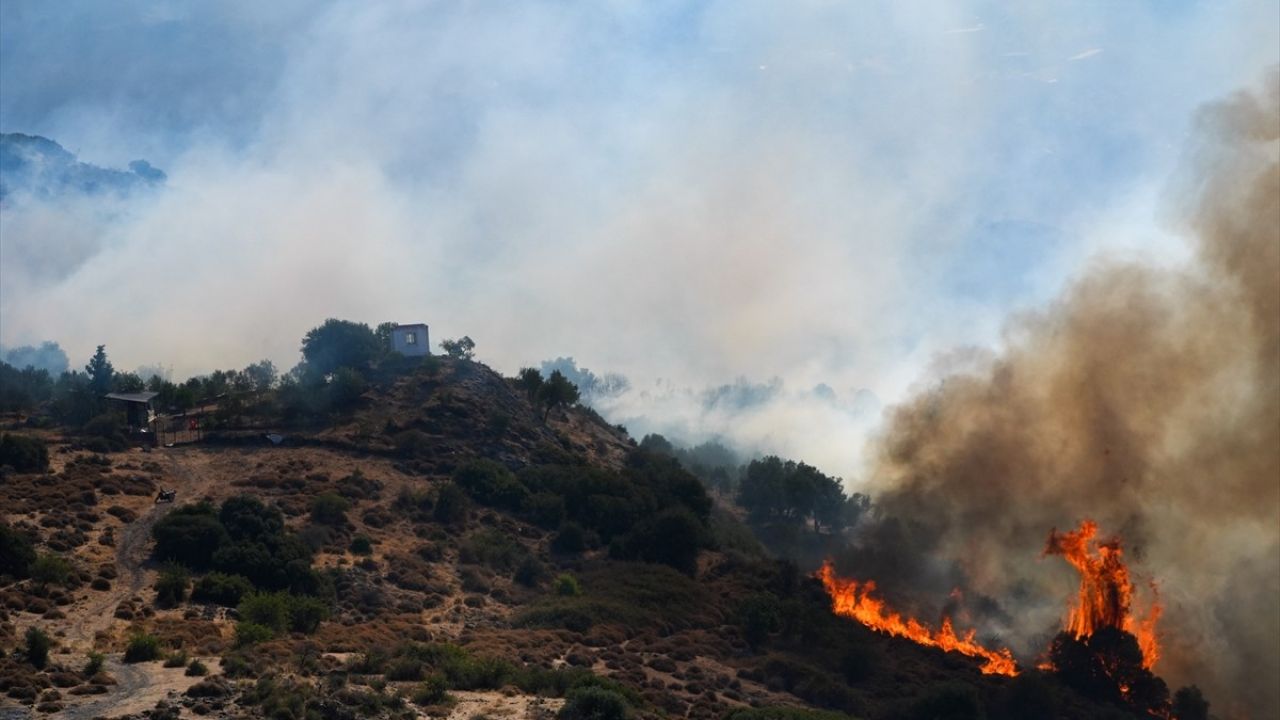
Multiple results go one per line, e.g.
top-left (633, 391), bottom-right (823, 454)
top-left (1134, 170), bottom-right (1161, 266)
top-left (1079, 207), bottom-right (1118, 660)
top-left (816, 561), bottom-right (1019, 676)
top-left (1044, 519), bottom-right (1162, 669)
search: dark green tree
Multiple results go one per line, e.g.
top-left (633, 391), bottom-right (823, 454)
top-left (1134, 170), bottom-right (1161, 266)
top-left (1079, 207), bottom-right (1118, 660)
top-left (737, 456), bottom-right (788, 522)
top-left (614, 506), bottom-right (707, 575)
top-left (516, 367), bottom-right (544, 402)
top-left (25, 627), bottom-right (51, 669)
top-left (328, 367), bottom-right (367, 410)
top-left (375, 321), bottom-right (397, 349)
top-left (242, 360), bottom-right (277, 393)
top-left (1172, 686), bottom-right (1209, 720)
top-left (538, 370), bottom-right (580, 421)
top-left (111, 371), bottom-right (145, 393)
top-left (85, 345), bottom-right (114, 395)
top-left (300, 319), bottom-right (380, 375)
top-left (0, 522), bottom-right (36, 578)
top-left (440, 335), bottom-right (476, 360)
top-left (0, 362), bottom-right (54, 412)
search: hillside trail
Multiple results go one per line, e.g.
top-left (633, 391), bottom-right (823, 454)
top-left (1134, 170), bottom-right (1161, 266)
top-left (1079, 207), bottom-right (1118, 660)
top-left (51, 447), bottom-right (212, 719)
top-left (62, 447), bottom-right (206, 651)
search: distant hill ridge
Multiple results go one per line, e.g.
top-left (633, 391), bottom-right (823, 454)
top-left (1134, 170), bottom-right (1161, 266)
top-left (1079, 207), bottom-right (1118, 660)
top-left (0, 132), bottom-right (165, 201)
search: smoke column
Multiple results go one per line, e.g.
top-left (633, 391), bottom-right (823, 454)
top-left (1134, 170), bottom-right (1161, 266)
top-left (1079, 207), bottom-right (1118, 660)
top-left (850, 73), bottom-right (1279, 716)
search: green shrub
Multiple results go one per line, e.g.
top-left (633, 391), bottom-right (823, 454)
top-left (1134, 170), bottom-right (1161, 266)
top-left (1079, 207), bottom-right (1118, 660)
top-left (908, 682), bottom-right (983, 720)
top-left (453, 460), bottom-right (528, 510)
top-left (411, 675), bottom-right (450, 705)
top-left (30, 553), bottom-right (72, 586)
top-left (238, 592), bottom-right (329, 635)
top-left (221, 652), bottom-right (255, 677)
top-left (152, 503), bottom-right (228, 569)
top-left (239, 592), bottom-right (290, 632)
top-left (517, 563), bottom-right (711, 634)
top-left (191, 572), bottom-right (253, 606)
top-left (163, 650), bottom-right (188, 668)
top-left (551, 522), bottom-right (587, 554)
top-left (84, 651), bottom-right (105, 676)
top-left (554, 573), bottom-right (581, 597)
top-left (0, 433), bottom-right (48, 472)
top-left (558, 686), bottom-right (628, 720)
top-left (996, 672), bottom-right (1057, 720)
top-left (186, 659), bottom-right (209, 677)
top-left (386, 657), bottom-right (425, 681)
top-left (154, 564), bottom-right (189, 608)
top-left (433, 483), bottom-right (470, 525)
top-left (82, 414), bottom-right (128, 451)
top-left (235, 621), bottom-right (274, 647)
top-left (286, 594), bottom-right (330, 633)
top-left (522, 492), bottom-right (566, 529)
top-left (459, 529), bottom-right (525, 571)
top-left (612, 507), bottom-right (707, 575)
top-left (124, 633), bottom-right (162, 663)
top-left (24, 627), bottom-right (51, 669)
top-left (245, 675), bottom-right (314, 720)
top-left (838, 643), bottom-right (880, 684)
top-left (310, 493), bottom-right (350, 525)
top-left (442, 653), bottom-right (512, 690)
top-left (349, 534), bottom-right (373, 555)
top-left (737, 594), bottom-right (782, 650)
top-left (514, 556), bottom-right (546, 587)
top-left (0, 522), bottom-right (36, 578)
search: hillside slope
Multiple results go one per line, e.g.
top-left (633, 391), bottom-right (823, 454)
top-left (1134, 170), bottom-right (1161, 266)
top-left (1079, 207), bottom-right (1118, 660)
top-left (0, 357), bottom-right (1172, 720)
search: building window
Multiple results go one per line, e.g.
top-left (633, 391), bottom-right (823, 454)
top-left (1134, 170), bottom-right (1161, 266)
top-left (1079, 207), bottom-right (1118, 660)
top-left (405, 332), bottom-right (417, 345)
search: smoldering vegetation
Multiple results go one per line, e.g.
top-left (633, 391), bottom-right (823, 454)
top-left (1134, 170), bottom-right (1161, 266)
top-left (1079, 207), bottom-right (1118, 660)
top-left (834, 74), bottom-right (1279, 716)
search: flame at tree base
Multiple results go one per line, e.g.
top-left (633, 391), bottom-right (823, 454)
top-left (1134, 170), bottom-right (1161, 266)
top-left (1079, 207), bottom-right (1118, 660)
top-left (816, 561), bottom-right (1019, 677)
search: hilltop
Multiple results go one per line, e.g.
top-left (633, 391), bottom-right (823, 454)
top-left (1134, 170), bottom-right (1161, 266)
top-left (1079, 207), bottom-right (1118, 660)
top-left (0, 342), bottom-right (1206, 720)
top-left (0, 133), bottom-right (164, 201)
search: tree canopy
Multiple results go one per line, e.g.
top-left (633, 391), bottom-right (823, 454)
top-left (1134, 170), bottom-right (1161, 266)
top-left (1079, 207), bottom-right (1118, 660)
top-left (737, 456), bottom-right (863, 534)
top-left (85, 345), bottom-right (114, 395)
top-left (301, 319), bottom-right (381, 375)
top-left (440, 335), bottom-right (476, 360)
top-left (538, 370), bottom-right (580, 420)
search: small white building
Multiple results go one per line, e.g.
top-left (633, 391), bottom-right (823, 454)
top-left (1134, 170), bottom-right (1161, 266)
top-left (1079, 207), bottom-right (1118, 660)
top-left (389, 323), bottom-right (430, 356)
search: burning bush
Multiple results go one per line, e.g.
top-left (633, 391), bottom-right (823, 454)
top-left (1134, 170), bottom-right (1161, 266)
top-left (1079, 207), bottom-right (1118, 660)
top-left (1048, 628), bottom-right (1168, 716)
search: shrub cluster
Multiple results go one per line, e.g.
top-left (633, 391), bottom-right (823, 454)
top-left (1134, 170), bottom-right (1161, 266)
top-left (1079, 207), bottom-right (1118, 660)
top-left (154, 564), bottom-right (189, 607)
top-left (191, 572), bottom-right (254, 606)
top-left (0, 522), bottom-right (37, 578)
top-left (236, 591), bottom-right (331, 642)
top-left (24, 627), bottom-right (51, 669)
top-left (370, 642), bottom-right (637, 712)
top-left (152, 495), bottom-right (326, 594)
top-left (450, 450), bottom-right (713, 574)
top-left (124, 633), bottom-right (162, 663)
top-left (0, 433), bottom-right (48, 473)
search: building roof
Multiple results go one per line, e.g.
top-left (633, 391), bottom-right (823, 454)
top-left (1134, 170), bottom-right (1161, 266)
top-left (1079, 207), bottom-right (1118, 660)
top-left (104, 391), bottom-right (159, 403)
top-left (393, 323), bottom-right (429, 330)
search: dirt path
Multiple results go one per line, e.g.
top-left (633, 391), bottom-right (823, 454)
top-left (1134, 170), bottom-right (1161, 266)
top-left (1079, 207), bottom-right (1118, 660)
top-left (61, 448), bottom-right (202, 652)
top-left (444, 690), bottom-right (563, 720)
top-left (52, 448), bottom-right (211, 718)
top-left (57, 656), bottom-right (214, 720)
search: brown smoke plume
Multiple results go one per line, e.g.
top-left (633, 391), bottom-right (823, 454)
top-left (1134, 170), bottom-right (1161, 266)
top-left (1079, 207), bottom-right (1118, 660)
top-left (856, 72), bottom-right (1279, 716)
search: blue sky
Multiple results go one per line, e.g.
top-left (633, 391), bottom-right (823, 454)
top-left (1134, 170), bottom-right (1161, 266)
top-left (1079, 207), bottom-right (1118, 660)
top-left (1, 0), bottom-right (1277, 471)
